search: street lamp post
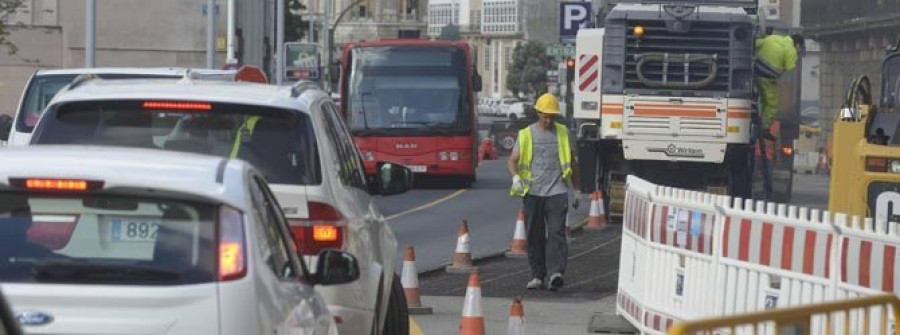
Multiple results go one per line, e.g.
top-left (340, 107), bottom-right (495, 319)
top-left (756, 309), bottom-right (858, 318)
top-left (326, 0), bottom-right (365, 93)
top-left (85, 0), bottom-right (96, 67)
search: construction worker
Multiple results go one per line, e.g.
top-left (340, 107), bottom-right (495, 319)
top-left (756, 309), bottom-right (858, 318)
top-left (508, 93), bottom-right (579, 291)
top-left (755, 33), bottom-right (803, 130)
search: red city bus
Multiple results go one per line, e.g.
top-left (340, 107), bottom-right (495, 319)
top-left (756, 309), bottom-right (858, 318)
top-left (339, 39), bottom-right (482, 186)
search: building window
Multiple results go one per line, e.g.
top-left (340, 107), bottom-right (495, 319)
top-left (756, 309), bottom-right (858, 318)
top-left (484, 45), bottom-right (491, 71)
top-left (359, 5), bottom-right (368, 18)
top-left (768, 8), bottom-right (778, 16)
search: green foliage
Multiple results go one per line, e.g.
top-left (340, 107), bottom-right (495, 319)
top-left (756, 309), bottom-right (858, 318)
top-left (439, 24), bottom-right (460, 41)
top-left (506, 42), bottom-right (553, 97)
top-left (0, 0), bottom-right (23, 55)
top-left (285, 0), bottom-right (308, 42)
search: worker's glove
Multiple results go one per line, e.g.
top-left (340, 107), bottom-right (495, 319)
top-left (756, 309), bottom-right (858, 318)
top-left (572, 191), bottom-right (582, 210)
top-left (512, 175), bottom-right (525, 194)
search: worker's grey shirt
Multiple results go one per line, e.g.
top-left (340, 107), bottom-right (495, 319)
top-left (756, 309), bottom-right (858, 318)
top-left (513, 124), bottom-right (569, 197)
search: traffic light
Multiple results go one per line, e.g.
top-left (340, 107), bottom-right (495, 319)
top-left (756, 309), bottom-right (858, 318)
top-left (565, 58), bottom-right (576, 83)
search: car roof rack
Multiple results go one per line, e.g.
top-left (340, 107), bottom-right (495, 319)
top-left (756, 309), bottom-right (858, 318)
top-left (67, 73), bottom-right (101, 90)
top-left (290, 80), bottom-right (320, 98)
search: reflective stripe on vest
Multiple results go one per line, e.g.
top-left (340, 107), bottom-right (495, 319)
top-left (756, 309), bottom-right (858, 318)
top-left (230, 116), bottom-right (260, 158)
top-left (510, 122), bottom-right (573, 197)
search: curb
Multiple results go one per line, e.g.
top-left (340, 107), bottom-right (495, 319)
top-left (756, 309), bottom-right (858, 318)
top-left (418, 217), bottom-right (590, 276)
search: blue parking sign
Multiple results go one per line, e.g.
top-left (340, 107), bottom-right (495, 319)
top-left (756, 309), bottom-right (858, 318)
top-left (560, 2), bottom-right (592, 43)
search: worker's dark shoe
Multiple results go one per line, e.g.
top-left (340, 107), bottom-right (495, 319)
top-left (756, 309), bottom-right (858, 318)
top-left (548, 273), bottom-right (564, 291)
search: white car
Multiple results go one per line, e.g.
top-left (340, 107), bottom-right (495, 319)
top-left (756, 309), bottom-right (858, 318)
top-left (0, 67), bottom-right (261, 147)
top-left (499, 98), bottom-right (526, 120)
top-left (3, 67), bottom-right (188, 146)
top-left (28, 77), bottom-right (414, 335)
top-left (0, 146), bottom-right (363, 335)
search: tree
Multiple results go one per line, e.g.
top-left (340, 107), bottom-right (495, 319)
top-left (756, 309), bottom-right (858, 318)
top-left (506, 42), bottom-right (553, 98)
top-left (0, 0), bottom-right (24, 55)
top-left (439, 23), bottom-right (460, 41)
top-left (285, 0), bottom-right (308, 42)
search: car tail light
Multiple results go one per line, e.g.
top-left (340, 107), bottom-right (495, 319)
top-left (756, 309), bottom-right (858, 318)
top-left (866, 157), bottom-right (900, 174)
top-left (27, 214), bottom-right (79, 250)
top-left (142, 101), bottom-right (212, 111)
top-left (781, 145), bottom-right (793, 156)
top-left (867, 157), bottom-right (889, 173)
top-left (218, 206), bottom-right (247, 281)
top-left (288, 202), bottom-right (346, 256)
top-left (9, 178), bottom-right (103, 192)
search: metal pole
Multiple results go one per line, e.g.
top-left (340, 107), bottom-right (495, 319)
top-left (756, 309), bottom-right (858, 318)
top-left (276, 0), bottom-right (285, 85)
top-left (226, 0), bottom-right (236, 63)
top-left (327, 0), bottom-right (366, 93)
top-left (85, 0), bottom-right (96, 67)
top-left (308, 1), bottom-right (315, 43)
top-left (206, 0), bottom-right (215, 68)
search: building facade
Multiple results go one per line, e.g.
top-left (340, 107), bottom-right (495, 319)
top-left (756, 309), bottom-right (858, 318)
top-left (427, 0), bottom-right (533, 99)
top-left (0, 0), bottom-right (231, 115)
top-left (803, 0), bottom-right (900, 138)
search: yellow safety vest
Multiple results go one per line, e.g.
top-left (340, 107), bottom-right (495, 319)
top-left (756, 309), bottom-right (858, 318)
top-left (230, 116), bottom-right (260, 158)
top-left (510, 122), bottom-right (573, 197)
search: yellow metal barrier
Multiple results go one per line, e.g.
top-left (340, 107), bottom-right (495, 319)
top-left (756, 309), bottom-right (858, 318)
top-left (668, 294), bottom-right (900, 335)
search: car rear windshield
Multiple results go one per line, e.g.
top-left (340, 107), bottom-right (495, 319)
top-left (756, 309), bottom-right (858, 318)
top-left (0, 192), bottom-right (216, 285)
top-left (16, 74), bottom-right (181, 133)
top-left (31, 100), bottom-right (322, 185)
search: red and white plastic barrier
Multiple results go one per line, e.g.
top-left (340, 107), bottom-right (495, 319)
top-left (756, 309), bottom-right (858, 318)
top-left (618, 175), bottom-right (900, 334)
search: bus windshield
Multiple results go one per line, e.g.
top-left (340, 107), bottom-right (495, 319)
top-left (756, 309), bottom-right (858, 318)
top-left (347, 46), bottom-right (470, 135)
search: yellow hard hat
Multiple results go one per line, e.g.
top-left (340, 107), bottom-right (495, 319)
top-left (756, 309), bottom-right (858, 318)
top-left (534, 93), bottom-right (560, 115)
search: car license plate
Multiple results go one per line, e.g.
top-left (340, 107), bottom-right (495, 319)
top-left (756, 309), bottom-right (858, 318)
top-left (111, 219), bottom-right (159, 243)
top-left (409, 165), bottom-right (427, 173)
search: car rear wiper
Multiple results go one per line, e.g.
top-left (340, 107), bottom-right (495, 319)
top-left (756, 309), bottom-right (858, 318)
top-left (32, 260), bottom-right (180, 282)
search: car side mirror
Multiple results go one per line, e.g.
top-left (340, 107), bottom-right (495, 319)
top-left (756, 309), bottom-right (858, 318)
top-left (473, 72), bottom-right (483, 92)
top-left (0, 114), bottom-right (12, 141)
top-left (313, 249), bottom-right (360, 286)
top-left (373, 162), bottom-right (414, 196)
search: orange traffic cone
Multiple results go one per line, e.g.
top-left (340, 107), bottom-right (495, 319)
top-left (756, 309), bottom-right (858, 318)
top-left (459, 271), bottom-right (485, 335)
top-left (586, 191), bottom-right (607, 230)
top-left (402, 245), bottom-right (433, 315)
top-left (506, 296), bottom-right (526, 335)
top-left (446, 220), bottom-right (477, 273)
top-left (506, 211), bottom-right (527, 259)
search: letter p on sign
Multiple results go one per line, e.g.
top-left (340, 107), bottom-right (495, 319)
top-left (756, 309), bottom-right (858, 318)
top-left (560, 2), bottom-right (592, 43)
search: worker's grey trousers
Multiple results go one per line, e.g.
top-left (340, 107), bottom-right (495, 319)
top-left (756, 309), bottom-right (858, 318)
top-left (523, 193), bottom-right (568, 281)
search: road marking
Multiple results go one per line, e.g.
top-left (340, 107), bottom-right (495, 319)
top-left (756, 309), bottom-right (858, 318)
top-left (410, 317), bottom-right (424, 335)
top-left (386, 189), bottom-right (467, 221)
top-left (476, 236), bottom-right (622, 287)
top-left (567, 269), bottom-right (619, 289)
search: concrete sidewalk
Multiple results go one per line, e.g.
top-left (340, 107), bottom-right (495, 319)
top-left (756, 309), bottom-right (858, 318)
top-left (412, 294), bottom-right (617, 334)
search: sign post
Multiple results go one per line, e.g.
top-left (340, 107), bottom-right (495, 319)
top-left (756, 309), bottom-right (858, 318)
top-left (559, 2), bottom-right (592, 44)
top-left (283, 42), bottom-right (321, 84)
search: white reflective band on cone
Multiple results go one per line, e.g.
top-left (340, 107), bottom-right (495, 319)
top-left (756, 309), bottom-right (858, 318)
top-left (513, 221), bottom-right (527, 239)
top-left (456, 234), bottom-right (471, 253)
top-left (507, 317), bottom-right (526, 335)
top-left (597, 197), bottom-right (605, 215)
top-left (462, 287), bottom-right (483, 317)
top-left (590, 198), bottom-right (601, 216)
top-left (401, 261), bottom-right (418, 288)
